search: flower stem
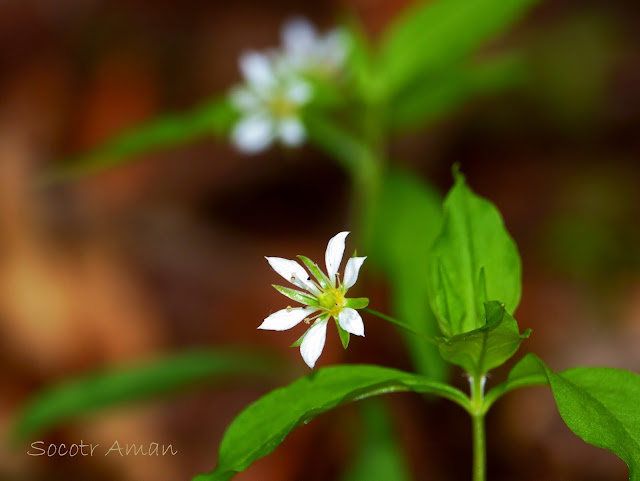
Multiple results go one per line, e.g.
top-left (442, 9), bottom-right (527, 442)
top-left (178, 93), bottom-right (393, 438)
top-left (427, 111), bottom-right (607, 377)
top-left (362, 308), bottom-right (437, 345)
top-left (469, 375), bottom-right (487, 481)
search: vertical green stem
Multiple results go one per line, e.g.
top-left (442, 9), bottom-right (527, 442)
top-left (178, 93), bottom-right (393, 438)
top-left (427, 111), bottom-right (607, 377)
top-left (470, 375), bottom-right (487, 481)
top-left (351, 100), bottom-right (386, 249)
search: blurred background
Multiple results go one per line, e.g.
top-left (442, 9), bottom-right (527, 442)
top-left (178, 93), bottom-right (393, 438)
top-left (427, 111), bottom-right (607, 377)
top-left (0, 0), bottom-right (639, 480)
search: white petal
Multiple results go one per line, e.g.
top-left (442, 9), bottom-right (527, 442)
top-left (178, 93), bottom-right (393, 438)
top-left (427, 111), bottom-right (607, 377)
top-left (325, 231), bottom-right (349, 286)
top-left (284, 79), bottom-right (312, 105)
top-left (300, 318), bottom-right (328, 368)
top-left (278, 117), bottom-right (306, 147)
top-left (343, 256), bottom-right (366, 290)
top-left (338, 308), bottom-right (364, 337)
top-left (239, 51), bottom-right (276, 91)
top-left (321, 30), bottom-right (347, 69)
top-left (229, 86), bottom-right (261, 112)
top-left (259, 307), bottom-right (317, 331)
top-left (281, 17), bottom-right (317, 58)
top-left (231, 114), bottom-right (274, 154)
top-left (265, 257), bottom-right (321, 295)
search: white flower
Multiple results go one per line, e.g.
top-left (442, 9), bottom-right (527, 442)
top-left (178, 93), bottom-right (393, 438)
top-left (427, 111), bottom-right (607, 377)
top-left (259, 231), bottom-right (369, 368)
top-left (230, 51), bottom-right (311, 154)
top-left (279, 17), bottom-right (347, 78)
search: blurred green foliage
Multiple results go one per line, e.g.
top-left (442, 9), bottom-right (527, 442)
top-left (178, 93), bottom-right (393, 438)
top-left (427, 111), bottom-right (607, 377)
top-left (341, 400), bottom-right (412, 481)
top-left (369, 169), bottom-right (445, 380)
top-left (12, 350), bottom-right (279, 441)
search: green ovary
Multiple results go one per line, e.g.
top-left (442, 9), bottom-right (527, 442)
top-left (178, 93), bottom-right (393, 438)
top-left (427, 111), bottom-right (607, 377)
top-left (268, 93), bottom-right (297, 119)
top-left (317, 289), bottom-right (345, 317)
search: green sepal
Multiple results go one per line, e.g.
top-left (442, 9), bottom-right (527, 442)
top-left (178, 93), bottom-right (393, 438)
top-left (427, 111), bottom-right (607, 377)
top-left (289, 316), bottom-right (327, 348)
top-left (298, 255), bottom-right (332, 289)
top-left (272, 285), bottom-right (318, 307)
top-left (436, 301), bottom-right (530, 376)
top-left (289, 332), bottom-right (307, 348)
top-left (335, 318), bottom-right (350, 349)
top-left (344, 298), bottom-right (369, 309)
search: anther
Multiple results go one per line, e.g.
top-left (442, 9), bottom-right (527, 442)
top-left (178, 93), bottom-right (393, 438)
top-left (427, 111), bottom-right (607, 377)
top-left (286, 306), bottom-right (292, 312)
top-left (290, 275), bottom-right (296, 282)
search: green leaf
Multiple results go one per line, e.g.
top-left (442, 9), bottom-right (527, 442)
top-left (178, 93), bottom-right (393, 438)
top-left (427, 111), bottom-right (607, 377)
top-left (298, 255), bottom-right (332, 289)
top-left (388, 54), bottom-right (527, 131)
top-left (369, 169), bottom-right (447, 381)
top-left (486, 354), bottom-right (640, 479)
top-left (483, 353), bottom-right (549, 410)
top-left (11, 349), bottom-right (278, 441)
top-left (41, 97), bottom-right (236, 184)
top-left (548, 366), bottom-right (640, 480)
top-left (192, 365), bottom-right (469, 481)
top-left (272, 285), bottom-right (319, 307)
top-left (427, 169), bottom-right (521, 337)
top-left (436, 301), bottom-right (530, 376)
top-left (378, 0), bottom-right (538, 97)
top-left (335, 318), bottom-right (351, 349)
top-left (345, 298), bottom-right (369, 309)
top-left (341, 400), bottom-right (412, 481)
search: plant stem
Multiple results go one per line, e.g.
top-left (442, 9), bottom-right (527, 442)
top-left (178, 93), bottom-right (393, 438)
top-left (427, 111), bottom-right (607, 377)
top-left (362, 308), bottom-right (437, 345)
top-left (470, 375), bottom-right (487, 481)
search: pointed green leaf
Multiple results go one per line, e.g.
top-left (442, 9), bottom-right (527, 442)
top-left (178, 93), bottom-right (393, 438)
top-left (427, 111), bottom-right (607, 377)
top-left (436, 301), bottom-right (530, 376)
top-left (41, 97), bottom-right (236, 184)
top-left (272, 285), bottom-right (318, 307)
top-left (192, 365), bottom-right (469, 481)
top-left (369, 169), bottom-right (447, 381)
top-left (345, 298), bottom-right (369, 309)
top-left (335, 318), bottom-right (351, 349)
top-left (378, 0), bottom-right (538, 97)
top-left (486, 354), bottom-right (640, 480)
top-left (298, 255), bottom-right (332, 289)
top-left (11, 349), bottom-right (278, 441)
top-left (427, 170), bottom-right (521, 336)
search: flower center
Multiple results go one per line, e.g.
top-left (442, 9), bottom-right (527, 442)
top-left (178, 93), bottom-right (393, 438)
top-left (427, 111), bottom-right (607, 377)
top-left (268, 92), bottom-right (297, 119)
top-left (317, 289), bottom-right (345, 317)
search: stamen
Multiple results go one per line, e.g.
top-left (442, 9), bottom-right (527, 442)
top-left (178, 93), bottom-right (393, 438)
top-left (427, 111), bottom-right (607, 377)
top-left (286, 306), bottom-right (292, 312)
top-left (290, 275), bottom-right (296, 282)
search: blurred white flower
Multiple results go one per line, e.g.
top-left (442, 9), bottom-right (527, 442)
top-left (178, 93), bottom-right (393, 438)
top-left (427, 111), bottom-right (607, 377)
top-left (229, 17), bottom-right (347, 154)
top-left (279, 17), bottom-right (347, 77)
top-left (230, 52), bottom-right (311, 154)
top-left (260, 231), bottom-right (369, 368)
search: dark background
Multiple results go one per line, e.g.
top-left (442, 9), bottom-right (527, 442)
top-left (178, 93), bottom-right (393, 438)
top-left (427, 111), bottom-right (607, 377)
top-left (0, 0), bottom-right (639, 480)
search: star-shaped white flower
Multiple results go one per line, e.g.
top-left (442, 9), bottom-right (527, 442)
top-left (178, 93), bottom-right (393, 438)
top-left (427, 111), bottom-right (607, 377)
top-left (278, 17), bottom-right (347, 78)
top-left (259, 231), bottom-right (369, 368)
top-left (230, 51), bottom-right (311, 154)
